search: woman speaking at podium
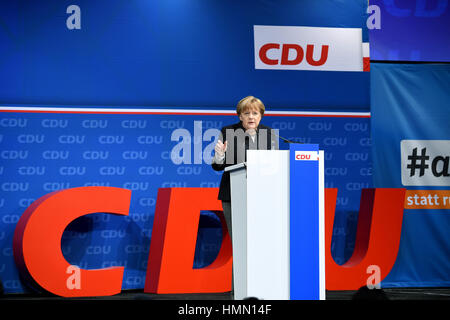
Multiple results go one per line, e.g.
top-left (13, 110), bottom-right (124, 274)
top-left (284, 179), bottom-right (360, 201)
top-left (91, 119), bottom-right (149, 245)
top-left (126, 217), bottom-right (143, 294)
top-left (211, 95), bottom-right (278, 295)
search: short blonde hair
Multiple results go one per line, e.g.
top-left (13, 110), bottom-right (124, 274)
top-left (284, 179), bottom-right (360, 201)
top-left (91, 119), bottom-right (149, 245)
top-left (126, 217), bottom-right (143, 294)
top-left (236, 96), bottom-right (265, 116)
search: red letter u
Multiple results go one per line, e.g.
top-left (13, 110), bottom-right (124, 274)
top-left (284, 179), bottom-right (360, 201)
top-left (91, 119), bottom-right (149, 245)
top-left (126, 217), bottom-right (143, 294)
top-left (325, 188), bottom-right (405, 290)
top-left (306, 44), bottom-right (329, 66)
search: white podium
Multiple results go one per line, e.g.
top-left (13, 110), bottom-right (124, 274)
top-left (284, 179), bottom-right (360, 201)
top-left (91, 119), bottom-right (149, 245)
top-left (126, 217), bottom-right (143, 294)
top-left (225, 148), bottom-right (325, 300)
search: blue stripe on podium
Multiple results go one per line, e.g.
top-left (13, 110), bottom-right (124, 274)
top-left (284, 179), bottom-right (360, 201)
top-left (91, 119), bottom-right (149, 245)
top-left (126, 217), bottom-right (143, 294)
top-left (289, 144), bottom-right (320, 300)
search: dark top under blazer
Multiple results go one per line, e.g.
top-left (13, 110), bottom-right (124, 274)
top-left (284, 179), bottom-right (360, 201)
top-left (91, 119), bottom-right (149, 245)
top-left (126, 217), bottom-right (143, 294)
top-left (211, 121), bottom-right (277, 201)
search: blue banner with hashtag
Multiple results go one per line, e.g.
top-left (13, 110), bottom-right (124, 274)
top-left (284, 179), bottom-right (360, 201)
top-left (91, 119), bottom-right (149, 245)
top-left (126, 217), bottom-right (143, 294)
top-left (371, 63), bottom-right (450, 287)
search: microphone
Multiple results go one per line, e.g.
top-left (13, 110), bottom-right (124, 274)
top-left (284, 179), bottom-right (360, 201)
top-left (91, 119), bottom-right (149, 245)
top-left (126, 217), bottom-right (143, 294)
top-left (273, 131), bottom-right (304, 144)
top-left (246, 127), bottom-right (304, 145)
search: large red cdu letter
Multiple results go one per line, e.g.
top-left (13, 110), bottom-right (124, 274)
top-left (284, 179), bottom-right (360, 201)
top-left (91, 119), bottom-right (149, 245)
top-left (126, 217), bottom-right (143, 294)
top-left (144, 188), bottom-right (232, 293)
top-left (281, 44), bottom-right (304, 65)
top-left (259, 43), bottom-right (280, 65)
top-left (13, 187), bottom-right (131, 297)
top-left (325, 188), bottom-right (406, 290)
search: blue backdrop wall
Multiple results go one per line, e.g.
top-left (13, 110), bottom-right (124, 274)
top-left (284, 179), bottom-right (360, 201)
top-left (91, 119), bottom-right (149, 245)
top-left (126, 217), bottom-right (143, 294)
top-left (0, 112), bottom-right (372, 293)
top-left (0, 0), bottom-right (369, 111)
top-left (0, 0), bottom-right (376, 293)
top-left (369, 0), bottom-right (450, 62)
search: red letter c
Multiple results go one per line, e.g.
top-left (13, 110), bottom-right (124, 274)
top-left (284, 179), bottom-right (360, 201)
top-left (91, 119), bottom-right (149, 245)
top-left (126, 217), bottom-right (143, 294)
top-left (13, 187), bottom-right (131, 297)
top-left (259, 43), bottom-right (280, 65)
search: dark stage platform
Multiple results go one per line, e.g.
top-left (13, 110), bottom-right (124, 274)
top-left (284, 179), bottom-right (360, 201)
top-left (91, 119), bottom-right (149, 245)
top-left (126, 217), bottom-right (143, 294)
top-left (1, 288), bottom-right (449, 300)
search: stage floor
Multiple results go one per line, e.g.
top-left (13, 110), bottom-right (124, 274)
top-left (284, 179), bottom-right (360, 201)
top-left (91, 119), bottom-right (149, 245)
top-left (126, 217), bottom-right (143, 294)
top-left (2, 288), bottom-right (449, 300)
